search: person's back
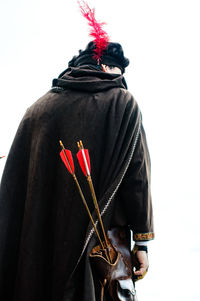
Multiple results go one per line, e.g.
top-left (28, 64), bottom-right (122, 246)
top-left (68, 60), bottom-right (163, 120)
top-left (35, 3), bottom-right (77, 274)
top-left (0, 42), bottom-right (154, 301)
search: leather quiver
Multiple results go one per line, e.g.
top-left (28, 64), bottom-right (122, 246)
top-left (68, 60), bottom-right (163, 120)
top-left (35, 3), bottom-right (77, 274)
top-left (90, 227), bottom-right (137, 301)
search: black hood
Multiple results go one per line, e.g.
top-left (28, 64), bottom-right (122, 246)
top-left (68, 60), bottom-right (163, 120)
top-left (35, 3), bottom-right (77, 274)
top-left (52, 66), bottom-right (128, 92)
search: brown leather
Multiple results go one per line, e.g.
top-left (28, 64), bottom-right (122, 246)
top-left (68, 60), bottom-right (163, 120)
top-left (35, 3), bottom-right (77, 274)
top-left (90, 227), bottom-right (137, 301)
top-left (107, 228), bottom-right (132, 277)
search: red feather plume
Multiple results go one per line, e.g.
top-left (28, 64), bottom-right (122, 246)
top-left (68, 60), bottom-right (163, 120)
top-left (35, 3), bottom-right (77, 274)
top-left (78, 0), bottom-right (110, 63)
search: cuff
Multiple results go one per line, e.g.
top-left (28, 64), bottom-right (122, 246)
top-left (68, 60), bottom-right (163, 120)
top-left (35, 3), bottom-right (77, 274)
top-left (133, 232), bottom-right (154, 242)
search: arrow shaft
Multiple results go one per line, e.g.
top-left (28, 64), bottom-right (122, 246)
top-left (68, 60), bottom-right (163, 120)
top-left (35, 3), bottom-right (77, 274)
top-left (87, 176), bottom-right (111, 261)
top-left (72, 174), bottom-right (105, 251)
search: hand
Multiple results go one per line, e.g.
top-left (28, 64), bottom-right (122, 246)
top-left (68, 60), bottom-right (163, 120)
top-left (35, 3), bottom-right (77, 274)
top-left (133, 250), bottom-right (149, 281)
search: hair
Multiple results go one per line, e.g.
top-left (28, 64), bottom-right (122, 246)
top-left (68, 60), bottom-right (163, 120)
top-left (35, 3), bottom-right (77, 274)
top-left (68, 41), bottom-right (130, 73)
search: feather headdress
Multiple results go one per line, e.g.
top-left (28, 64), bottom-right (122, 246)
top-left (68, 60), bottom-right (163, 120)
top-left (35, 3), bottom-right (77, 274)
top-left (78, 0), bottom-right (110, 63)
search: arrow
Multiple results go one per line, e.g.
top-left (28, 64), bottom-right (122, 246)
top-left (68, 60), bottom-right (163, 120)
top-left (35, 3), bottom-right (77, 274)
top-left (59, 140), bottom-right (105, 254)
top-left (0, 156), bottom-right (5, 159)
top-left (60, 143), bottom-right (75, 175)
top-left (77, 140), bottom-right (111, 261)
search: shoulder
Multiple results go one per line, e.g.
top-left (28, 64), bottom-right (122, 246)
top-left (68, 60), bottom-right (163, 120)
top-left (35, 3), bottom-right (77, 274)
top-left (116, 88), bottom-right (139, 112)
top-left (24, 90), bottom-right (63, 121)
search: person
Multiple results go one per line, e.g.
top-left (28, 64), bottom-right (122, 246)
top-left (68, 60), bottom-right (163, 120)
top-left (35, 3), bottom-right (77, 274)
top-left (0, 41), bottom-right (154, 300)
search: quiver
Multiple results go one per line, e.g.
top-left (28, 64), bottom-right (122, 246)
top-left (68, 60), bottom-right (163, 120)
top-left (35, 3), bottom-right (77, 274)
top-left (90, 227), bottom-right (137, 301)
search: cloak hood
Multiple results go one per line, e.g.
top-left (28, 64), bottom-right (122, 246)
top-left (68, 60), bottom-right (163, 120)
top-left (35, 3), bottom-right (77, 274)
top-left (52, 65), bottom-right (128, 92)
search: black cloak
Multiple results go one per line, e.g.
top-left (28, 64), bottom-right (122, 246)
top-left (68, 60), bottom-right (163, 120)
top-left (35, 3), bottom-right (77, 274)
top-left (0, 66), bottom-right (154, 301)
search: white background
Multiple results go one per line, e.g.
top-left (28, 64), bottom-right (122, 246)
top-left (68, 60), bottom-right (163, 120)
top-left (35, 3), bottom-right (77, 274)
top-left (0, 0), bottom-right (200, 300)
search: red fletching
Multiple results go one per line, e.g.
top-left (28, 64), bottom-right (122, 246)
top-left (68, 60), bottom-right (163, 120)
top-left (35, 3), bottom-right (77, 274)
top-left (60, 149), bottom-right (75, 174)
top-left (0, 156), bottom-right (5, 159)
top-left (77, 149), bottom-right (91, 177)
top-left (78, 0), bottom-right (109, 62)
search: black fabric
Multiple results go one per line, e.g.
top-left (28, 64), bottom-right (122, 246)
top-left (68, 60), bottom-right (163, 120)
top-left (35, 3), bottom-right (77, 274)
top-left (72, 54), bottom-right (126, 73)
top-left (0, 66), bottom-right (153, 300)
top-left (136, 246), bottom-right (148, 253)
top-left (68, 41), bottom-right (130, 74)
top-left (55, 66), bottom-right (128, 90)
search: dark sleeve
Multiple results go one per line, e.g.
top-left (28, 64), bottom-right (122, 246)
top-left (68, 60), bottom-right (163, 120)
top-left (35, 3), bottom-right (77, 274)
top-left (118, 124), bottom-right (154, 242)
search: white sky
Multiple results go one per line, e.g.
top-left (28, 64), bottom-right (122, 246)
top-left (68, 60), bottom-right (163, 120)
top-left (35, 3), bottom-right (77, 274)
top-left (0, 0), bottom-right (200, 300)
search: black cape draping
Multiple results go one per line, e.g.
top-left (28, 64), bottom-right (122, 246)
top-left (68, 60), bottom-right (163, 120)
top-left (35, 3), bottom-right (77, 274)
top-left (0, 66), bottom-right (154, 300)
